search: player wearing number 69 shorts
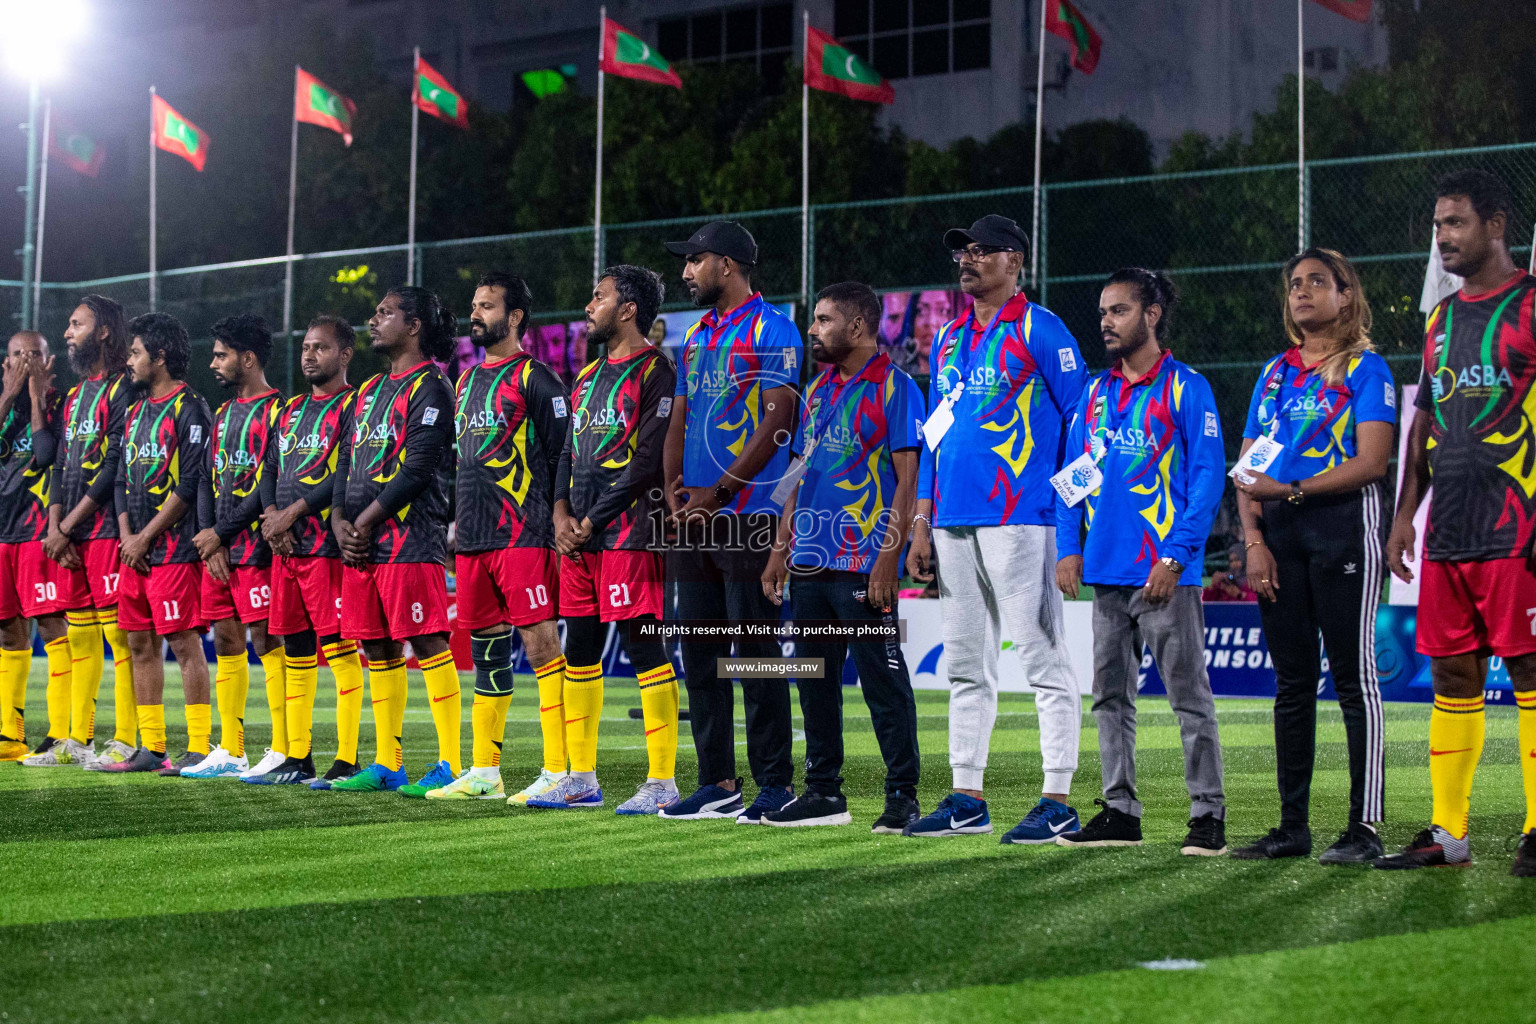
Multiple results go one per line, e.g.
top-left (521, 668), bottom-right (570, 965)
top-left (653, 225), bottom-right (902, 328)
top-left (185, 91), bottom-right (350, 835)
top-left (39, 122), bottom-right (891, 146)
top-left (424, 273), bottom-right (571, 804)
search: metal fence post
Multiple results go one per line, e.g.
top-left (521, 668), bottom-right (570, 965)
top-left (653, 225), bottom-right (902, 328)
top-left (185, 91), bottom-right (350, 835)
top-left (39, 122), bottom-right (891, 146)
top-left (1039, 184), bottom-right (1050, 308)
top-left (1302, 163), bottom-right (1313, 250)
top-left (805, 204), bottom-right (815, 319)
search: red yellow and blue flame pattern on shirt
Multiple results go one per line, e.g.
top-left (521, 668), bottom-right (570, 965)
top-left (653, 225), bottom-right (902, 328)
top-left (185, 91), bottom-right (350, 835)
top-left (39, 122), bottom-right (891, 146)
top-left (1056, 351), bottom-right (1225, 587)
top-left (917, 292), bottom-right (1086, 527)
top-left (1242, 347), bottom-right (1396, 485)
top-left (788, 352), bottom-right (923, 574)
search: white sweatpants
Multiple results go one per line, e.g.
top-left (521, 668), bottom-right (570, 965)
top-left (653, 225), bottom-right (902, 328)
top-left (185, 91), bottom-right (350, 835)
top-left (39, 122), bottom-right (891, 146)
top-left (933, 524), bottom-right (1080, 794)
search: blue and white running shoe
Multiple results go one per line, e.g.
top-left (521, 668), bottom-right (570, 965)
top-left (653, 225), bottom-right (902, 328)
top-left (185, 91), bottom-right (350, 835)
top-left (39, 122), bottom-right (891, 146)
top-left (657, 780), bottom-right (745, 820)
top-left (902, 792), bottom-right (992, 837)
top-left (179, 746), bottom-right (248, 779)
top-left (616, 779), bottom-right (681, 815)
top-left (1000, 797), bottom-right (1080, 845)
top-left (736, 785), bottom-right (795, 824)
top-left (526, 774), bottom-right (604, 809)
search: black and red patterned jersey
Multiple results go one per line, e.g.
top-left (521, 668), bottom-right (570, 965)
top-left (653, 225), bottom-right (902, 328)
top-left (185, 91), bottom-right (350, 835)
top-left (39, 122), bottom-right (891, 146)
top-left (337, 362), bottom-right (455, 565)
top-left (53, 371), bottom-right (133, 541)
top-left (454, 353), bottom-right (568, 553)
top-left (0, 390), bottom-right (62, 544)
top-left (1415, 272), bottom-right (1536, 562)
top-left (260, 387), bottom-right (353, 559)
top-left (557, 345), bottom-right (674, 552)
top-left (199, 389), bottom-right (281, 567)
top-left (115, 382), bottom-right (212, 566)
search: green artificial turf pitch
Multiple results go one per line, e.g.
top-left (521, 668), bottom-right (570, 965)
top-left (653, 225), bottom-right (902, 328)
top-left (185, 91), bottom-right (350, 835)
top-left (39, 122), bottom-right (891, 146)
top-left (0, 661), bottom-right (1531, 1024)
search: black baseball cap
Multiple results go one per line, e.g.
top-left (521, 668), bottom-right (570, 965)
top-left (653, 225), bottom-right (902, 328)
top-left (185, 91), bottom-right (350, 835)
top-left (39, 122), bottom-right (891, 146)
top-left (943, 214), bottom-right (1029, 256)
top-left (664, 220), bottom-right (759, 266)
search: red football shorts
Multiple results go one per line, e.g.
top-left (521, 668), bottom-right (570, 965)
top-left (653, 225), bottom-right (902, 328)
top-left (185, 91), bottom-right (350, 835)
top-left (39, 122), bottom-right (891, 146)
top-left (270, 556), bottom-right (343, 637)
top-left (341, 562), bottom-right (450, 641)
top-left (117, 562), bottom-right (204, 634)
top-left (455, 547), bottom-right (558, 629)
top-left (1417, 557), bottom-right (1536, 659)
top-left (200, 564), bottom-right (273, 625)
top-left (0, 541), bottom-right (60, 619)
top-left (558, 549), bottom-right (664, 622)
top-left (53, 537), bottom-right (124, 611)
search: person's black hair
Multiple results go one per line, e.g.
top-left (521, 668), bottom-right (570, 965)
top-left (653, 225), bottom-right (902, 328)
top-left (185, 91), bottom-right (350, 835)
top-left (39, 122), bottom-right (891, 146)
top-left (127, 312), bottom-right (191, 380)
top-left (78, 293), bottom-right (128, 373)
top-left (1103, 266), bottom-right (1178, 343)
top-left (1435, 168), bottom-right (1515, 228)
top-left (816, 281), bottom-right (882, 336)
top-left (600, 264), bottom-right (666, 336)
top-left (210, 312), bottom-right (274, 367)
top-left (476, 271), bottom-right (533, 339)
top-left (385, 285), bottom-right (459, 362)
top-left (308, 313), bottom-right (356, 350)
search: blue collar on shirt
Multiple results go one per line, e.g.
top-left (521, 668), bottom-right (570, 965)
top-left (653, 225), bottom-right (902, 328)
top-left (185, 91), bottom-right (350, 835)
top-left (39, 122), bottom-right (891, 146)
top-left (697, 291), bottom-right (765, 332)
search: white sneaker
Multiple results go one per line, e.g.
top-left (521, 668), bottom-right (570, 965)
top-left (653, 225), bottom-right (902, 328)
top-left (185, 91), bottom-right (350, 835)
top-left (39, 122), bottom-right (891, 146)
top-left (22, 737), bottom-right (93, 767)
top-left (179, 746), bottom-right (250, 779)
top-left (508, 768), bottom-right (566, 806)
top-left (84, 739), bottom-right (137, 772)
top-left (239, 748), bottom-right (286, 781)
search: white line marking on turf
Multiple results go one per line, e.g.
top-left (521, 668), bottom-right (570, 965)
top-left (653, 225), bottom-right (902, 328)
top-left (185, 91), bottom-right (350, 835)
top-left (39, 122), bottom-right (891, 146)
top-left (1139, 959), bottom-right (1205, 971)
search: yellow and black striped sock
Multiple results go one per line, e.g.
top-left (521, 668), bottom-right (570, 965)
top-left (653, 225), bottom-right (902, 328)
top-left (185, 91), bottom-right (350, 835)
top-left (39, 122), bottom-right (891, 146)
top-left (1517, 691), bottom-right (1536, 834)
top-left (420, 650), bottom-right (462, 775)
top-left (185, 702), bottom-right (212, 757)
top-left (471, 694), bottom-right (512, 769)
top-left (563, 663), bottom-right (604, 774)
top-left (65, 611), bottom-right (101, 745)
top-left (0, 647), bottom-right (30, 742)
top-left (637, 664), bottom-right (680, 781)
top-left (215, 654), bottom-right (249, 758)
top-left (284, 652), bottom-right (320, 761)
top-left (98, 608), bottom-right (136, 746)
top-left (324, 639), bottom-right (364, 765)
top-left (369, 656), bottom-right (408, 771)
top-left (259, 648), bottom-right (288, 755)
top-left (138, 704), bottom-right (167, 756)
top-left (1429, 694), bottom-right (1485, 839)
top-left (535, 656), bottom-right (568, 774)
top-left (43, 636), bottom-right (71, 741)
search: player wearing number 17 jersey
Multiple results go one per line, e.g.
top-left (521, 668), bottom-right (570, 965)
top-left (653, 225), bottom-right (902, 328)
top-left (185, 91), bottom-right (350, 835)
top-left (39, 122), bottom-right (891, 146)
top-left (425, 273), bottom-right (572, 804)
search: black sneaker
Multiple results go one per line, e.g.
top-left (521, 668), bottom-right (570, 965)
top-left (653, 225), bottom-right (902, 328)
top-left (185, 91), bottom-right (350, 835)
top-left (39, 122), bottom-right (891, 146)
top-left (762, 789), bottom-right (852, 828)
top-left (1055, 799), bottom-right (1142, 847)
top-left (1319, 823), bottom-right (1383, 865)
top-left (157, 750), bottom-right (203, 776)
top-left (1512, 831), bottom-right (1536, 878)
top-left (254, 755), bottom-right (317, 786)
top-left (1181, 813), bottom-right (1227, 856)
top-left (309, 759), bottom-right (360, 790)
top-left (871, 793), bottom-right (921, 835)
top-left (1231, 826), bottom-right (1312, 860)
top-left (1372, 825), bottom-right (1470, 870)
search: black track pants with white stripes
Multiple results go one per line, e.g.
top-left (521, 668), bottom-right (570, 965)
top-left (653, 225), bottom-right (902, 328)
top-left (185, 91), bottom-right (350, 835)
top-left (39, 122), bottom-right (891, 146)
top-left (1257, 484), bottom-right (1387, 828)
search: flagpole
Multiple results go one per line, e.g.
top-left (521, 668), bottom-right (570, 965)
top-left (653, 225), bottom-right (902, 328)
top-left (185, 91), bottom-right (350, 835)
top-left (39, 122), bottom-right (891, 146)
top-left (1297, 0), bottom-right (1306, 253)
top-left (800, 7), bottom-right (809, 313)
top-left (593, 7), bottom-right (607, 287)
top-left (283, 65), bottom-right (300, 392)
top-left (408, 46), bottom-right (420, 287)
top-left (33, 98), bottom-right (50, 329)
top-left (149, 86), bottom-right (158, 312)
top-left (1030, 0), bottom-right (1047, 289)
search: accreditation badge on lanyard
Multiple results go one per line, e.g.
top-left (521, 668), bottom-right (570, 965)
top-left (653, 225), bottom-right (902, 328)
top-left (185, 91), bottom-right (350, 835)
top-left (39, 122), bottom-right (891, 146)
top-left (923, 323), bottom-right (977, 452)
top-left (770, 363), bottom-right (868, 507)
top-left (1231, 367), bottom-right (1289, 484)
top-left (1050, 390), bottom-right (1109, 508)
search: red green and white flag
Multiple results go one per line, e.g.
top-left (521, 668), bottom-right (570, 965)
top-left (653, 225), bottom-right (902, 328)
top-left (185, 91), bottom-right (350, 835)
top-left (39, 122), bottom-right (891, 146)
top-left (1309, 0), bottom-right (1372, 22)
top-left (599, 17), bottom-right (682, 89)
top-left (151, 94), bottom-right (209, 172)
top-left (804, 27), bottom-right (894, 104)
top-left (49, 114), bottom-right (104, 176)
top-left (1045, 0), bottom-right (1102, 75)
top-left (294, 67), bottom-right (357, 146)
top-left (414, 55), bottom-right (468, 129)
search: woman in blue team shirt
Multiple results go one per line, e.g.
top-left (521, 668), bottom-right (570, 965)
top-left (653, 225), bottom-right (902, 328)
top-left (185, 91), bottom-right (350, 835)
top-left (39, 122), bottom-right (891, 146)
top-left (1230, 248), bottom-right (1397, 865)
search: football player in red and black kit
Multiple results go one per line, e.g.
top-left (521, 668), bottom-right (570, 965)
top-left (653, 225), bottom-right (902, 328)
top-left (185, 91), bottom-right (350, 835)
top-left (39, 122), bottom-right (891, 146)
top-left (0, 333), bottom-right (64, 764)
top-left (41, 296), bottom-right (138, 769)
top-left (529, 265), bottom-right (681, 814)
top-left (330, 287), bottom-right (460, 795)
top-left (1383, 169), bottom-right (1536, 876)
top-left (101, 313), bottom-right (214, 775)
top-left (259, 315), bottom-right (367, 789)
top-left (184, 315), bottom-right (287, 782)
top-left (425, 273), bottom-right (570, 803)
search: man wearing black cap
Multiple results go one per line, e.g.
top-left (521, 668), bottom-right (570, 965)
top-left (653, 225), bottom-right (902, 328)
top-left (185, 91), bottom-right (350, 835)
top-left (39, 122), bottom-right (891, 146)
top-left (904, 214), bottom-right (1089, 844)
top-left (658, 220), bottom-right (799, 823)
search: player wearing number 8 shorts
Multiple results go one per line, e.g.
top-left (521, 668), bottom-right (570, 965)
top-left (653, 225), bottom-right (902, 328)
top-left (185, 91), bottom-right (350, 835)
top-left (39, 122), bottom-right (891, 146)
top-left (186, 315), bottom-right (287, 782)
top-left (425, 273), bottom-right (571, 804)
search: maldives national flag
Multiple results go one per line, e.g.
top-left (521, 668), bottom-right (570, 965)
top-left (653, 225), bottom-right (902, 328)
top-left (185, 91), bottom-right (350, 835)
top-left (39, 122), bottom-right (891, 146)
top-left (600, 18), bottom-right (682, 89)
top-left (415, 55), bottom-right (468, 129)
top-left (1045, 0), bottom-right (1102, 75)
top-left (151, 94), bottom-right (209, 172)
top-left (295, 67), bottom-right (357, 146)
top-left (1310, 0), bottom-right (1372, 22)
top-left (49, 115), bottom-right (104, 176)
top-left (805, 27), bottom-right (894, 104)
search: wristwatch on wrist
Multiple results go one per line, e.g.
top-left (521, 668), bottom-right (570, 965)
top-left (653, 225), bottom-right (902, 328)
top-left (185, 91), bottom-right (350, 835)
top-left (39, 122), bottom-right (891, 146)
top-left (712, 483), bottom-right (734, 507)
top-left (1159, 556), bottom-right (1183, 575)
top-left (1287, 481), bottom-right (1306, 506)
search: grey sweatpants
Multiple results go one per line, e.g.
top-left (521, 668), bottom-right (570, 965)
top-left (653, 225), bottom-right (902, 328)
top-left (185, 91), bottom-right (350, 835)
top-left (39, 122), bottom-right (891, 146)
top-left (1091, 584), bottom-right (1225, 819)
top-left (933, 524), bottom-right (1080, 794)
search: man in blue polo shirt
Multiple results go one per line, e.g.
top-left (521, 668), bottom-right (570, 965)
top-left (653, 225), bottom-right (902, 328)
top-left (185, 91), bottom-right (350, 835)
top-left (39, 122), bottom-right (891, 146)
top-left (761, 281), bottom-right (924, 832)
top-left (1054, 267), bottom-right (1229, 856)
top-left (904, 214), bottom-right (1088, 843)
top-left (660, 220), bottom-right (797, 823)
